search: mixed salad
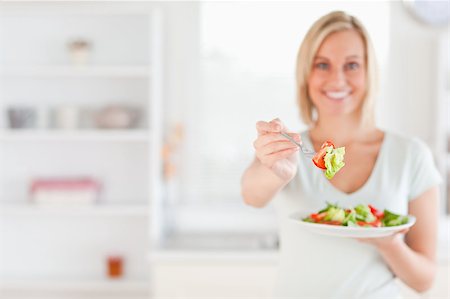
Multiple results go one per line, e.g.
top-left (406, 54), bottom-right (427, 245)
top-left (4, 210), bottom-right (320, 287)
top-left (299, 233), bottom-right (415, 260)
top-left (312, 141), bottom-right (345, 179)
top-left (302, 203), bottom-right (409, 227)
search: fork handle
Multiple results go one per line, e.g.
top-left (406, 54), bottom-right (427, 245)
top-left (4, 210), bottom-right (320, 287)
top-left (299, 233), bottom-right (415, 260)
top-left (280, 132), bottom-right (301, 147)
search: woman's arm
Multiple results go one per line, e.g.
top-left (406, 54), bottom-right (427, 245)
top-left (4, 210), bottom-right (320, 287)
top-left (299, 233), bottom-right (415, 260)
top-left (241, 157), bottom-right (290, 208)
top-left (241, 119), bottom-right (300, 208)
top-left (362, 187), bottom-right (439, 292)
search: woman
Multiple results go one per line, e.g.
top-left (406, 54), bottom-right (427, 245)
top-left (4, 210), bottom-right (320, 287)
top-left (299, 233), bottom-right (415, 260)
top-left (241, 11), bottom-right (442, 299)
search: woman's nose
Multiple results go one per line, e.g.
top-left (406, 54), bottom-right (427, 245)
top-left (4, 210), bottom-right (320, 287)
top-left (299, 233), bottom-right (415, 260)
top-left (328, 69), bottom-right (347, 87)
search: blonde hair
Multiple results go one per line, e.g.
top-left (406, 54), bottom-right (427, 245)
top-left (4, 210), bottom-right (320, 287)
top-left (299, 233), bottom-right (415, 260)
top-left (296, 11), bottom-right (378, 127)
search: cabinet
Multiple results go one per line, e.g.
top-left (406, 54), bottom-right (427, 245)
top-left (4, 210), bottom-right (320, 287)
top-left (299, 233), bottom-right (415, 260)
top-left (0, 2), bottom-right (163, 297)
top-left (150, 251), bottom-right (278, 299)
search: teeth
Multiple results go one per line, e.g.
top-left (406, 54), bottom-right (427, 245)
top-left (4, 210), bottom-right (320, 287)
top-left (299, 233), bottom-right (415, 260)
top-left (326, 91), bottom-right (349, 99)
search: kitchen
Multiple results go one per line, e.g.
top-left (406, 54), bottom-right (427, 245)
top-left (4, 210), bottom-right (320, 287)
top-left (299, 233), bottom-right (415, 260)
top-left (0, 1), bottom-right (448, 299)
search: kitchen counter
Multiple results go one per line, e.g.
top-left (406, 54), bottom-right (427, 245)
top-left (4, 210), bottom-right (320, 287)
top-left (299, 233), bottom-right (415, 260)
top-left (149, 232), bottom-right (279, 263)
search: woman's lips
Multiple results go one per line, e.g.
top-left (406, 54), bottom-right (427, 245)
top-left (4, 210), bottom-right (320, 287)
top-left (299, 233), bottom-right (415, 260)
top-left (324, 90), bottom-right (351, 101)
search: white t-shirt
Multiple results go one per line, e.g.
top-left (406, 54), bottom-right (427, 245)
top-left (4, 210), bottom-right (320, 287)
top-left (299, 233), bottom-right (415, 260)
top-left (272, 130), bottom-right (442, 299)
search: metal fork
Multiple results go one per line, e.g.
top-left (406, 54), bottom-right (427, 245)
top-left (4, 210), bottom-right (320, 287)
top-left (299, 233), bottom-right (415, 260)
top-left (280, 132), bottom-right (316, 158)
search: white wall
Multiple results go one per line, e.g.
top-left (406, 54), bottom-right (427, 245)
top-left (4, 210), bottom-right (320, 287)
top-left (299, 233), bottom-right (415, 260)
top-left (379, 2), bottom-right (449, 213)
top-left (379, 2), bottom-right (448, 151)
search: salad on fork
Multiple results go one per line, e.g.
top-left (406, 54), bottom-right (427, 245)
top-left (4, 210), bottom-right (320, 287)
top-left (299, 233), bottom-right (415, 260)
top-left (281, 132), bottom-right (345, 179)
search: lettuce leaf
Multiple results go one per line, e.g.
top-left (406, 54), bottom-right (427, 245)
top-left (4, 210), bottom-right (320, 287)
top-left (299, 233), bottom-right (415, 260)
top-left (324, 146), bottom-right (346, 179)
top-left (382, 210), bottom-right (409, 227)
top-left (354, 204), bottom-right (376, 223)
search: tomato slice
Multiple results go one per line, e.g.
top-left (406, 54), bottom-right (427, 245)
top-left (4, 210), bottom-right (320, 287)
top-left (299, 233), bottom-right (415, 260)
top-left (368, 204), bottom-right (384, 219)
top-left (320, 140), bottom-right (335, 150)
top-left (311, 212), bottom-right (327, 222)
top-left (312, 141), bottom-right (335, 170)
top-left (320, 220), bottom-right (342, 226)
top-left (370, 218), bottom-right (382, 227)
top-left (357, 219), bottom-right (381, 227)
top-left (312, 149), bottom-right (327, 169)
top-left (357, 221), bottom-right (370, 227)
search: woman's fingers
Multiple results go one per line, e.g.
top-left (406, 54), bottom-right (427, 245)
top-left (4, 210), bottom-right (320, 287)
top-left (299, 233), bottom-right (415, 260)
top-left (256, 121), bottom-right (280, 136)
top-left (254, 118), bottom-right (300, 167)
top-left (259, 147), bottom-right (299, 167)
top-left (257, 140), bottom-right (298, 157)
top-left (256, 118), bottom-right (286, 135)
top-left (254, 132), bottom-right (301, 149)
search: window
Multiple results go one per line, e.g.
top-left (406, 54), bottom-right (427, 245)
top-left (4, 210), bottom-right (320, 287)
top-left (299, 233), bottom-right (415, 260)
top-left (177, 2), bottom-right (390, 204)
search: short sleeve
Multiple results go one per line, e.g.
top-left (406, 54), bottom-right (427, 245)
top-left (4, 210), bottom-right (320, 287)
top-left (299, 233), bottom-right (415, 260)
top-left (408, 138), bottom-right (443, 200)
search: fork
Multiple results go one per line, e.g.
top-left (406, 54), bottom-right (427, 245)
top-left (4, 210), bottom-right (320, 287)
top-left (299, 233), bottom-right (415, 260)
top-left (280, 132), bottom-right (316, 158)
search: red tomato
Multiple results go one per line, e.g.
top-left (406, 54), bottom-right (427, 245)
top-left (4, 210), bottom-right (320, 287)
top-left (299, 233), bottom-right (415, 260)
top-left (369, 219), bottom-right (382, 227)
top-left (311, 212), bottom-right (327, 222)
top-left (312, 141), bottom-right (335, 170)
top-left (320, 140), bottom-right (335, 150)
top-left (357, 219), bottom-right (381, 227)
top-left (312, 141), bottom-right (335, 169)
top-left (312, 149), bottom-right (327, 169)
top-left (320, 220), bottom-right (342, 226)
top-left (368, 204), bottom-right (384, 218)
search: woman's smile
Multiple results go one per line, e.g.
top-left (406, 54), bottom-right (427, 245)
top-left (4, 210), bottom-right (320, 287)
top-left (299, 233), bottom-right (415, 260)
top-left (323, 89), bottom-right (352, 101)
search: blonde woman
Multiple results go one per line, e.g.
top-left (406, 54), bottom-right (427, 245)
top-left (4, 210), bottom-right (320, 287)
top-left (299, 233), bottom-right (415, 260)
top-left (241, 11), bottom-right (441, 299)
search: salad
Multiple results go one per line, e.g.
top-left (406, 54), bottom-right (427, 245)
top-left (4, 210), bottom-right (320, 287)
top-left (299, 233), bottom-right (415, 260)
top-left (302, 203), bottom-right (409, 227)
top-left (312, 141), bottom-right (345, 179)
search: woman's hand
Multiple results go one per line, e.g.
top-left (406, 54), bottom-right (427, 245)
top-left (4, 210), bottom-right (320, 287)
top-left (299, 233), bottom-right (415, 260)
top-left (253, 118), bottom-right (300, 182)
top-left (357, 229), bottom-right (409, 251)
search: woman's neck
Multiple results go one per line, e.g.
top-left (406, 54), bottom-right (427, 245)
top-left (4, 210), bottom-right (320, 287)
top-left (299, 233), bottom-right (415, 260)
top-left (310, 114), bottom-right (376, 146)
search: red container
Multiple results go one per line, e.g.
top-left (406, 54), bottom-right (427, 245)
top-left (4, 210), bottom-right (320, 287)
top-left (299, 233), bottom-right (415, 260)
top-left (107, 255), bottom-right (124, 278)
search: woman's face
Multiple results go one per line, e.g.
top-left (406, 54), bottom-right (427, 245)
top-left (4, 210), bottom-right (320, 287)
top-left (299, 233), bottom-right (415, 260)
top-left (307, 29), bottom-right (367, 119)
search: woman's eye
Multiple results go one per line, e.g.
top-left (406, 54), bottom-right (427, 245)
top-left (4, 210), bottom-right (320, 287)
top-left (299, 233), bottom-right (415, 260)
top-left (346, 62), bottom-right (359, 70)
top-left (315, 63), bottom-right (329, 70)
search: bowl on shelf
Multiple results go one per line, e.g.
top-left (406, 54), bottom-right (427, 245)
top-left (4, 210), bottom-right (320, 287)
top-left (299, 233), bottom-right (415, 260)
top-left (95, 105), bottom-right (140, 129)
top-left (7, 107), bottom-right (37, 129)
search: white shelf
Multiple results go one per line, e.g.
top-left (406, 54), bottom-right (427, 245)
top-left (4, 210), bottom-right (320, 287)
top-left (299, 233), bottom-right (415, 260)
top-left (0, 129), bottom-right (150, 142)
top-left (0, 279), bottom-right (149, 292)
top-left (0, 65), bottom-right (151, 78)
top-left (0, 203), bottom-right (149, 216)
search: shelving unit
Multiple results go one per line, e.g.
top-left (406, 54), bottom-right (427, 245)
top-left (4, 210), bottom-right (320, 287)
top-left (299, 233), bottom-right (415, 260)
top-left (0, 202), bottom-right (149, 217)
top-left (0, 3), bottom-right (164, 298)
top-left (0, 65), bottom-right (151, 78)
top-left (0, 129), bottom-right (150, 142)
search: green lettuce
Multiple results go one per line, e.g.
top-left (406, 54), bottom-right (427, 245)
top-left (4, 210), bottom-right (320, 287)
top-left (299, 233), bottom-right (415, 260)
top-left (382, 210), bottom-right (409, 227)
top-left (324, 146), bottom-right (346, 179)
top-left (354, 204), bottom-right (376, 223)
top-left (324, 207), bottom-right (345, 222)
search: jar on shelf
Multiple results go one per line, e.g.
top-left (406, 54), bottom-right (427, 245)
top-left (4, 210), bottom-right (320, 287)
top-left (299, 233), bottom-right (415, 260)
top-left (67, 38), bottom-right (92, 66)
top-left (106, 255), bottom-right (124, 279)
top-left (53, 106), bottom-right (80, 130)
